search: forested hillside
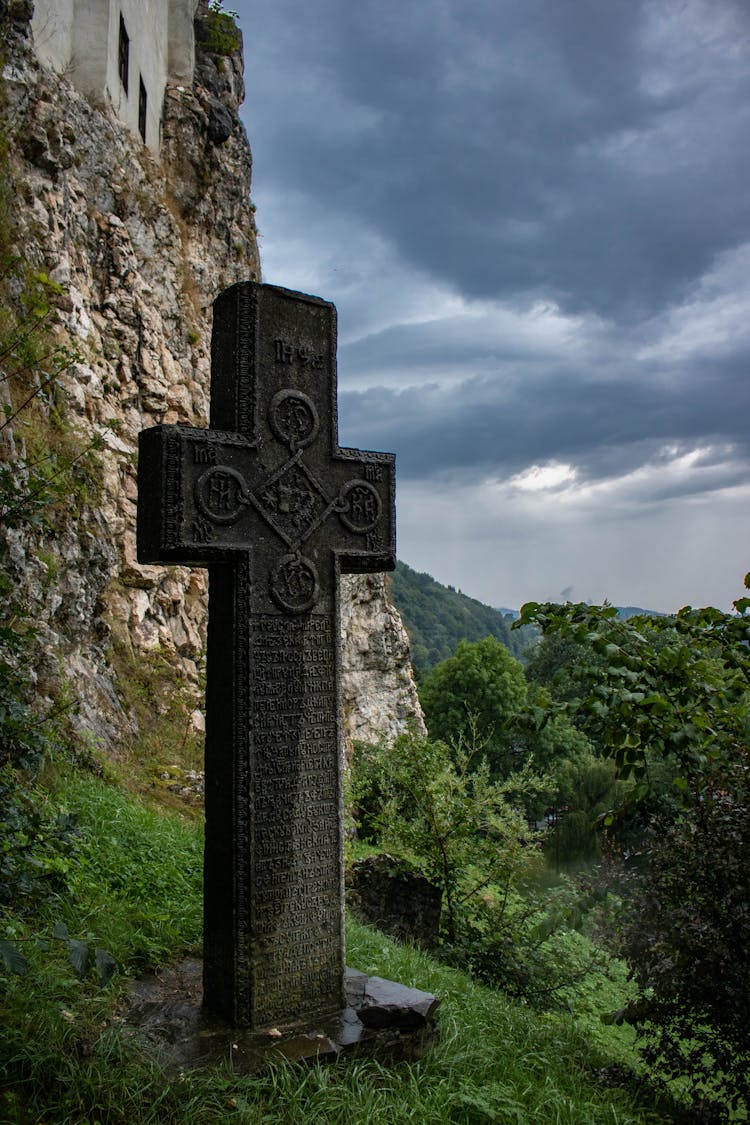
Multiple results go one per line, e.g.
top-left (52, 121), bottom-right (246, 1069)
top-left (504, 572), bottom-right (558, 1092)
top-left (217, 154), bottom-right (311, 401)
top-left (389, 560), bottom-right (536, 674)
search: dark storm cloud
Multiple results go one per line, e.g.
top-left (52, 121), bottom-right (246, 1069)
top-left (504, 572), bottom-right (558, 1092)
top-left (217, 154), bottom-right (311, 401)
top-left (338, 337), bottom-right (750, 498)
top-left (238, 0), bottom-right (750, 610)
top-left (246, 0), bottom-right (750, 322)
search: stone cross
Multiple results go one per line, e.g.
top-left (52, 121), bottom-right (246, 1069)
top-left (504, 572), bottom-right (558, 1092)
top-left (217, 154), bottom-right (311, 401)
top-left (137, 282), bottom-right (395, 1028)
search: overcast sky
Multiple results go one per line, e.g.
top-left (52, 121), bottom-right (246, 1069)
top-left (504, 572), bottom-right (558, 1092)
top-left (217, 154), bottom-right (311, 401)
top-left (234, 0), bottom-right (750, 613)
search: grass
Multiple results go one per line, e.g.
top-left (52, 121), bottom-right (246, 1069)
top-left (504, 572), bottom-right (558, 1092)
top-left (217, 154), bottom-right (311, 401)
top-left (104, 640), bottom-right (205, 816)
top-left (0, 761), bottom-right (687, 1124)
top-left (54, 769), bottom-right (204, 967)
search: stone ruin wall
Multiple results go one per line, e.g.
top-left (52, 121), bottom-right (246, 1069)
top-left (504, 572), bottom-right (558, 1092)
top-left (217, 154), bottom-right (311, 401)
top-left (1, 3), bottom-right (424, 754)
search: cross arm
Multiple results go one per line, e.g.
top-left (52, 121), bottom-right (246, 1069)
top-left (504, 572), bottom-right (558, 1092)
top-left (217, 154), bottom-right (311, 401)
top-left (333, 447), bottom-right (396, 576)
top-left (137, 423), bottom-right (253, 567)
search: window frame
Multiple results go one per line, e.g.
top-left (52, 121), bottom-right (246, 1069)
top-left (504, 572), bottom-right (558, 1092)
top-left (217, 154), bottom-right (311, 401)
top-left (118, 13), bottom-right (130, 95)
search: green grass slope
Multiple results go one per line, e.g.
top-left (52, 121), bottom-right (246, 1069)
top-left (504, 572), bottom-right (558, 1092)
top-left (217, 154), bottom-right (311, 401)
top-left (0, 761), bottom-right (686, 1124)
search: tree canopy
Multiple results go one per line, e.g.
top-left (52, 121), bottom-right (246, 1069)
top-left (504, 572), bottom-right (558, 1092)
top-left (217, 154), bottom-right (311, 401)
top-left (418, 636), bottom-right (528, 773)
top-left (519, 578), bottom-right (750, 1112)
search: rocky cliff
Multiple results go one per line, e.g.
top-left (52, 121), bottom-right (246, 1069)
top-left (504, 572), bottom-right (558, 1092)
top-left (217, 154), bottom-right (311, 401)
top-left (0, 1), bottom-right (423, 758)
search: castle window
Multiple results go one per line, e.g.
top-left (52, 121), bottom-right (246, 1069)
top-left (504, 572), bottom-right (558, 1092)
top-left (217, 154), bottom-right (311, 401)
top-left (138, 76), bottom-right (147, 142)
top-left (118, 14), bottom-right (130, 94)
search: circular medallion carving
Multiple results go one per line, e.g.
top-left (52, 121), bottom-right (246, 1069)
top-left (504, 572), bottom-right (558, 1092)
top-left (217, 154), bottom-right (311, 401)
top-left (337, 479), bottom-right (381, 534)
top-left (269, 389), bottom-right (320, 450)
top-left (195, 466), bottom-right (247, 524)
top-left (269, 553), bottom-right (320, 614)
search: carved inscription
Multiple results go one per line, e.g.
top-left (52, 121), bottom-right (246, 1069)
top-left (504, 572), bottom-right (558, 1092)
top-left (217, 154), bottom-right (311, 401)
top-left (164, 429), bottom-right (183, 550)
top-left (194, 442), bottom-right (217, 465)
top-left (236, 282), bottom-right (256, 435)
top-left (269, 389), bottom-right (319, 448)
top-left (274, 338), bottom-right (325, 369)
top-left (338, 480), bottom-right (381, 534)
top-left (250, 614), bottom-right (342, 1023)
top-left (269, 554), bottom-right (320, 613)
top-left (196, 466), bottom-right (247, 524)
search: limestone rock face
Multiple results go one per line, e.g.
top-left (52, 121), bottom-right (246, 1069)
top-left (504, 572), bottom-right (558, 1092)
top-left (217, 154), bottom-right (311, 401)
top-left (340, 574), bottom-right (426, 748)
top-left (1, 5), bottom-right (422, 753)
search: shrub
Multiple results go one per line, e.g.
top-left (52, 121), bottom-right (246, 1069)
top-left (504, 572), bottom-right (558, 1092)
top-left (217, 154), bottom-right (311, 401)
top-left (520, 580), bottom-right (750, 1112)
top-left (612, 749), bottom-right (750, 1117)
top-left (350, 732), bottom-right (607, 1003)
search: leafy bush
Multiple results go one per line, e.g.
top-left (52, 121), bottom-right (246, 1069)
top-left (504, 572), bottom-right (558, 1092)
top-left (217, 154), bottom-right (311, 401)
top-left (520, 579), bottom-right (750, 1113)
top-left (518, 595), bottom-right (750, 788)
top-left (548, 751), bottom-right (626, 865)
top-left (200, 1), bottom-right (241, 57)
top-left (418, 636), bottom-right (528, 776)
top-left (611, 750), bottom-right (750, 1118)
top-left (351, 732), bottom-right (610, 1004)
top-left (0, 765), bottom-right (78, 916)
top-left (354, 731), bottom-right (547, 938)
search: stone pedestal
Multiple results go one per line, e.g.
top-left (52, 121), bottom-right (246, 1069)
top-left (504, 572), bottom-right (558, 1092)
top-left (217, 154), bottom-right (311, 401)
top-left (123, 960), bottom-right (440, 1073)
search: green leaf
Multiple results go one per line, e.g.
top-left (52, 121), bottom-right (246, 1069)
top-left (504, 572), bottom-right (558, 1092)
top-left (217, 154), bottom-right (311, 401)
top-left (642, 693), bottom-right (669, 713)
top-left (53, 921), bottom-right (70, 940)
top-left (0, 940), bottom-right (29, 976)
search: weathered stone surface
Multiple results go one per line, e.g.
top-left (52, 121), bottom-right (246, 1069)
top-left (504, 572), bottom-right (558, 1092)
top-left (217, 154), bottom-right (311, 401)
top-left (123, 960), bottom-right (439, 1073)
top-left (1, 13), bottom-right (422, 757)
top-left (340, 573), bottom-right (426, 749)
top-left (348, 853), bottom-right (442, 948)
top-left (138, 281), bottom-right (396, 1028)
top-left (346, 969), bottom-right (440, 1030)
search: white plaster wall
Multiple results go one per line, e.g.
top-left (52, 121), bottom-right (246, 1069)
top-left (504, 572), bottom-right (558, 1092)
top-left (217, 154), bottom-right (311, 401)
top-left (31, 0), bottom-right (76, 75)
top-left (106, 0), bottom-right (169, 152)
top-left (30, 0), bottom-right (197, 156)
top-left (168, 0), bottom-right (197, 85)
top-left (67, 0), bottom-right (112, 102)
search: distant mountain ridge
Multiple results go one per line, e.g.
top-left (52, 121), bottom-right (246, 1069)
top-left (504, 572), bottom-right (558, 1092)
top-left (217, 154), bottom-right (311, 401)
top-left (499, 605), bottom-right (663, 620)
top-left (616, 605), bottom-right (664, 619)
top-left (388, 561), bottom-right (537, 675)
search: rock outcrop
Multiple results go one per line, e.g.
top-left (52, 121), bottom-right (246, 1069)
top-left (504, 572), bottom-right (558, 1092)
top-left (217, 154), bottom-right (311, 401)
top-left (340, 574), bottom-right (426, 746)
top-left (0, 2), bottom-right (423, 754)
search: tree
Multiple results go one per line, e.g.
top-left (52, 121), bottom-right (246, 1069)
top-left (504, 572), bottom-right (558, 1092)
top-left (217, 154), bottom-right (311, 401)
top-left (388, 561), bottom-right (532, 676)
top-left (352, 732), bottom-right (545, 943)
top-left (517, 597), bottom-right (750, 788)
top-left (418, 636), bottom-right (528, 776)
top-left (350, 732), bottom-right (600, 1002)
top-left (519, 583), bottom-right (750, 1114)
top-left (548, 751), bottom-right (624, 866)
top-left (615, 749), bottom-right (750, 1117)
top-left (524, 630), bottom-right (594, 704)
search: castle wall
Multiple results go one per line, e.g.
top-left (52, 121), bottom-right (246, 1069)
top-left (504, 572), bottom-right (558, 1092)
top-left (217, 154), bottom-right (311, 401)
top-left (30, 0), bottom-right (76, 76)
top-left (31, 0), bottom-right (197, 153)
top-left (108, 0), bottom-right (169, 151)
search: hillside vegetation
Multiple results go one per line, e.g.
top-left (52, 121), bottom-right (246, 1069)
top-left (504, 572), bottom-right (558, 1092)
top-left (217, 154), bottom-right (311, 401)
top-left (389, 560), bottom-right (535, 674)
top-left (1, 761), bottom-right (682, 1125)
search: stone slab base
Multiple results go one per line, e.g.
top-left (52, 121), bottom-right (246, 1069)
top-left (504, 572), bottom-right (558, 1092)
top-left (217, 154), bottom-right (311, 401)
top-left (121, 960), bottom-right (440, 1073)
